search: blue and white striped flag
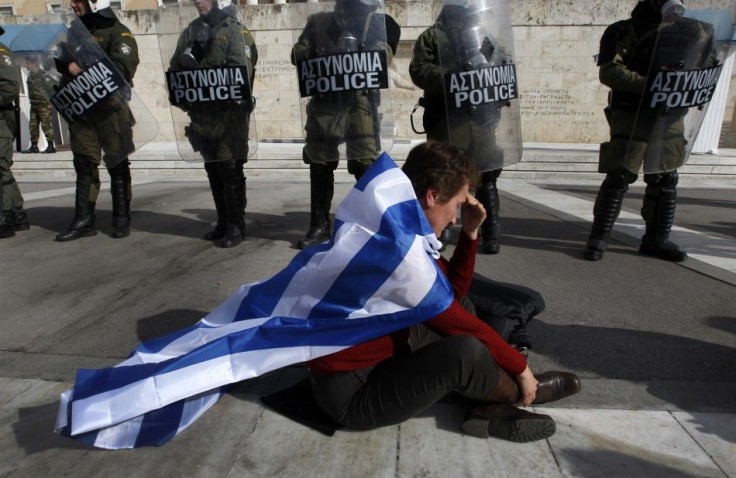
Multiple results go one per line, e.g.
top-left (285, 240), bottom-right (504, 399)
top-left (55, 152), bottom-right (454, 449)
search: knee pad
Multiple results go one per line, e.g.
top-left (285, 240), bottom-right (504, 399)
top-left (347, 160), bottom-right (370, 179)
top-left (216, 159), bottom-right (244, 181)
top-left (644, 170), bottom-right (678, 191)
top-left (604, 169), bottom-right (637, 189)
top-left (481, 169), bottom-right (502, 183)
top-left (72, 156), bottom-right (96, 177)
top-left (0, 169), bottom-right (13, 184)
top-left (108, 159), bottom-right (131, 180)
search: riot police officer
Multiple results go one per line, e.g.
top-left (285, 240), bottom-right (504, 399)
top-left (55, 0), bottom-right (139, 241)
top-left (169, 0), bottom-right (257, 248)
top-left (410, 0), bottom-right (518, 254)
top-left (292, 0), bottom-right (400, 249)
top-left (0, 27), bottom-right (29, 238)
top-left (584, 0), bottom-right (716, 262)
top-left (22, 56), bottom-right (57, 155)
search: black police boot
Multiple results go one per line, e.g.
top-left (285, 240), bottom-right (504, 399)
top-left (584, 171), bottom-right (633, 261)
top-left (42, 141), bottom-right (56, 154)
top-left (478, 171), bottom-right (502, 254)
top-left (0, 211), bottom-right (15, 238)
top-left (56, 203), bottom-right (96, 241)
top-left (12, 209), bottom-right (29, 231)
top-left (0, 183), bottom-right (11, 238)
top-left (110, 179), bottom-right (130, 239)
top-left (22, 142), bottom-right (39, 154)
top-left (220, 164), bottom-right (246, 248)
top-left (298, 164), bottom-right (334, 249)
top-left (639, 172), bottom-right (687, 262)
top-left (109, 160), bottom-right (132, 239)
top-left (56, 175), bottom-right (97, 242)
top-left (204, 162), bottom-right (227, 241)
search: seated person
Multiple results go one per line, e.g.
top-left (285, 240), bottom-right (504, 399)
top-left (308, 141), bottom-right (580, 442)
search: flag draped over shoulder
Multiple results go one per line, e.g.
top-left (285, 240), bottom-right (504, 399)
top-left (55, 153), bottom-right (454, 449)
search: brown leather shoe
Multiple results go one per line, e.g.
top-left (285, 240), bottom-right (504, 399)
top-left (462, 403), bottom-right (556, 442)
top-left (533, 371), bottom-right (581, 404)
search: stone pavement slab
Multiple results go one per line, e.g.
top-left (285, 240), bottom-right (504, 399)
top-left (1, 177), bottom-right (734, 477)
top-left (501, 179), bottom-right (736, 281)
top-left (547, 408), bottom-right (730, 478)
top-left (2, 377), bottom-right (734, 477)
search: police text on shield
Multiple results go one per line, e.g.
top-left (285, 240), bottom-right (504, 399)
top-left (447, 64), bottom-right (518, 109)
top-left (167, 66), bottom-right (249, 106)
top-left (297, 51), bottom-right (389, 98)
top-left (648, 65), bottom-right (722, 109)
top-left (51, 58), bottom-right (125, 124)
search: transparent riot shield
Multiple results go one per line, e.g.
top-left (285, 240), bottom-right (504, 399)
top-left (611, 2), bottom-right (733, 174)
top-left (34, 13), bottom-right (157, 169)
top-left (289, 0), bottom-right (395, 165)
top-left (157, 0), bottom-right (257, 162)
top-left (431, 0), bottom-right (522, 172)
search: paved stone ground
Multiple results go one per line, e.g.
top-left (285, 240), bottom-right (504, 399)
top-left (1, 175), bottom-right (735, 477)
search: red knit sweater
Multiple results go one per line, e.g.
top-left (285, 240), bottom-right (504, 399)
top-left (308, 231), bottom-right (528, 376)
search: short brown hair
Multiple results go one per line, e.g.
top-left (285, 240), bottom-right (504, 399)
top-left (402, 141), bottom-right (479, 204)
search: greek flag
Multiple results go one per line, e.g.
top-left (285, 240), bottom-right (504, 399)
top-left (55, 152), bottom-right (454, 449)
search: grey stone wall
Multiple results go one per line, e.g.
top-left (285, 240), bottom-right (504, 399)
top-left (19, 0), bottom-right (736, 144)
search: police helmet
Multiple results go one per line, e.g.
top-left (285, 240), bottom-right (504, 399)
top-left (639, 0), bottom-right (685, 18)
top-left (336, 0), bottom-right (382, 8)
top-left (88, 0), bottom-right (117, 18)
top-left (441, 0), bottom-right (490, 15)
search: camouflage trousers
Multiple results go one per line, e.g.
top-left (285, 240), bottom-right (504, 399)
top-left (28, 102), bottom-right (55, 143)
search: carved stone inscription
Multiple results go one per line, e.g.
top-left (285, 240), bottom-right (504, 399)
top-left (520, 88), bottom-right (594, 118)
top-left (255, 59), bottom-right (294, 80)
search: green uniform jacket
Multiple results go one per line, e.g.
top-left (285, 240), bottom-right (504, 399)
top-left (87, 18), bottom-right (139, 84)
top-left (0, 42), bottom-right (21, 140)
top-left (410, 24), bottom-right (451, 137)
top-left (170, 11), bottom-right (257, 83)
top-left (65, 14), bottom-right (139, 166)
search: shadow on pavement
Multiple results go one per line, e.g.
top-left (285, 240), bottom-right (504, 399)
top-left (706, 316), bottom-right (736, 336)
top-left (23, 206), bottom-right (311, 245)
top-left (493, 216), bottom-right (639, 260)
top-left (558, 447), bottom-right (720, 477)
top-left (540, 185), bottom-right (736, 241)
top-left (12, 402), bottom-right (89, 455)
top-left (617, 217), bottom-right (736, 260)
top-left (531, 320), bottom-right (735, 384)
top-left (135, 309), bottom-right (208, 343)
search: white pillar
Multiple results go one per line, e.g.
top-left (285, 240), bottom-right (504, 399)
top-left (691, 51), bottom-right (735, 154)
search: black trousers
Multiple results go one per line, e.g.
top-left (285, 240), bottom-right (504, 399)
top-left (310, 334), bottom-right (500, 430)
